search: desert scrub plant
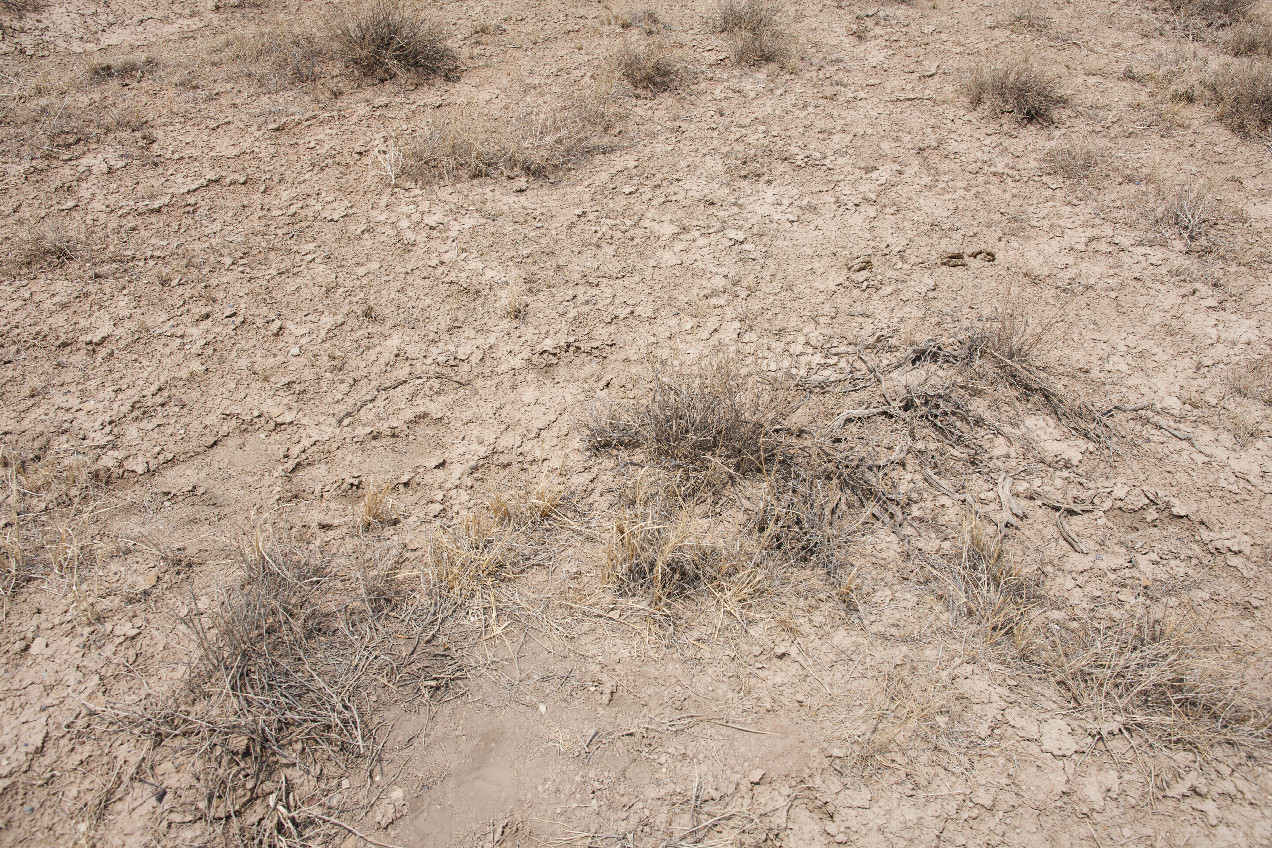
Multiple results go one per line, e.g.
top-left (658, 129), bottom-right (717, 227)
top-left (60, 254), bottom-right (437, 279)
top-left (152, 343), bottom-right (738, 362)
top-left (928, 516), bottom-right (1043, 647)
top-left (1224, 20), bottom-right (1272, 56)
top-left (714, 0), bottom-right (794, 66)
top-left (1156, 178), bottom-right (1217, 246)
top-left (1228, 354), bottom-right (1272, 404)
top-left (1164, 0), bottom-right (1254, 27)
top-left (1042, 611), bottom-right (1272, 747)
top-left (604, 482), bottom-right (764, 608)
top-left (1044, 136), bottom-right (1103, 180)
top-left (331, 0), bottom-right (459, 80)
top-left (403, 96), bottom-right (617, 181)
top-left (222, 28), bottom-right (326, 86)
top-left (1208, 59), bottom-right (1272, 137)
top-left (966, 59), bottom-right (1065, 122)
top-left (113, 535), bottom-right (455, 845)
top-left (615, 41), bottom-right (684, 95)
top-left (586, 357), bottom-right (785, 475)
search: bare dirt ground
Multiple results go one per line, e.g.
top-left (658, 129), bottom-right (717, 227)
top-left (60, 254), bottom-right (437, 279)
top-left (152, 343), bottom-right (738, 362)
top-left (3, 0), bottom-right (1272, 846)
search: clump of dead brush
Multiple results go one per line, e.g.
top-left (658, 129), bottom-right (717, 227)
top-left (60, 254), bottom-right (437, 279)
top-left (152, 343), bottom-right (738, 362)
top-left (8, 226), bottom-right (81, 273)
top-left (1044, 136), bottom-right (1103, 180)
top-left (605, 482), bottom-right (764, 608)
top-left (586, 358), bottom-right (786, 475)
top-left (929, 516), bottom-right (1043, 647)
top-left (0, 0), bottom-right (43, 13)
top-left (357, 483), bottom-right (394, 528)
top-left (966, 59), bottom-right (1065, 123)
top-left (615, 8), bottom-right (664, 34)
top-left (615, 41), bottom-right (684, 95)
top-left (1165, 0), bottom-right (1254, 27)
top-left (1228, 354), bottom-right (1272, 404)
top-left (1, 442), bottom-right (98, 595)
top-left (403, 96), bottom-right (617, 181)
top-left (486, 483), bottom-right (565, 529)
top-left (1155, 178), bottom-right (1217, 246)
top-left (715, 0), bottom-right (794, 66)
top-left (87, 55), bottom-right (158, 84)
top-left (331, 0), bottom-right (459, 80)
top-left (1224, 20), bottom-right (1272, 56)
top-left (963, 305), bottom-right (1115, 444)
top-left (1208, 59), bottom-right (1272, 137)
top-left (1042, 611), bottom-right (1272, 748)
top-left (112, 534), bottom-right (454, 844)
top-left (427, 491), bottom-right (560, 601)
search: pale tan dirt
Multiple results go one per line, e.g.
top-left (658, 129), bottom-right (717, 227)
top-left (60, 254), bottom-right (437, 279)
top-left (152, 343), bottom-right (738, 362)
top-left (3, 0), bottom-right (1272, 846)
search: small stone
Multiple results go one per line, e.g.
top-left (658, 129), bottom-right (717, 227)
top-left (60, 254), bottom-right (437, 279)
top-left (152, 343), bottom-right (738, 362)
top-left (1040, 718), bottom-right (1079, 757)
top-left (748, 769), bottom-right (766, 785)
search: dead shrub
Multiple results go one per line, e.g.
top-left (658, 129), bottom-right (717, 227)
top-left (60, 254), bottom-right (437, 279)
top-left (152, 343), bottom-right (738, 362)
top-left (87, 55), bottom-right (158, 83)
top-left (620, 8), bottom-right (664, 34)
top-left (615, 41), bottom-right (684, 94)
top-left (1165, 0), bottom-right (1254, 26)
top-left (586, 358), bottom-right (785, 475)
top-left (1044, 136), bottom-right (1102, 180)
top-left (715, 0), bottom-right (793, 65)
top-left (9, 226), bottom-right (81, 272)
top-left (1208, 59), bottom-right (1272, 137)
top-left (402, 96), bottom-right (616, 181)
top-left (1224, 20), bottom-right (1272, 56)
top-left (112, 536), bottom-right (455, 844)
top-left (604, 482), bottom-right (764, 607)
top-left (331, 0), bottom-right (459, 80)
top-left (1044, 611), bottom-right (1271, 747)
top-left (1229, 355), bottom-right (1272, 404)
top-left (426, 493), bottom-right (558, 601)
top-left (1012, 0), bottom-right (1051, 30)
top-left (1155, 178), bottom-right (1217, 245)
top-left (966, 59), bottom-right (1065, 123)
top-left (929, 516), bottom-right (1043, 647)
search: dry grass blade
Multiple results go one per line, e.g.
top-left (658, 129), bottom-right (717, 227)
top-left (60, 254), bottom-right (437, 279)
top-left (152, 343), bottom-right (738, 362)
top-left (966, 59), bottom-right (1065, 123)
top-left (1208, 59), bottom-right (1272, 138)
top-left (1044, 612), bottom-right (1271, 747)
top-left (331, 0), bottom-right (459, 80)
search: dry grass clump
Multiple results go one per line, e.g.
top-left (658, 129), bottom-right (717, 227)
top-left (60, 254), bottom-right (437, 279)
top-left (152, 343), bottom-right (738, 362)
top-left (605, 483), bottom-right (764, 608)
top-left (966, 59), bottom-right (1065, 123)
top-left (402, 96), bottom-right (616, 181)
top-left (1012, 0), bottom-right (1051, 30)
top-left (331, 0), bottom-right (459, 80)
top-left (615, 41), bottom-right (684, 94)
top-left (1155, 178), bottom-right (1217, 245)
top-left (1045, 612), bottom-right (1271, 747)
top-left (224, 28), bottom-right (326, 86)
top-left (1165, 0), bottom-right (1254, 26)
top-left (1208, 60), bottom-right (1272, 137)
top-left (357, 484), bottom-right (394, 528)
top-left (963, 305), bottom-right (1115, 444)
top-left (1, 443), bottom-right (98, 596)
top-left (929, 517), bottom-right (1042, 646)
top-left (1228, 355), bottom-right (1272, 404)
top-left (427, 491), bottom-right (559, 601)
top-left (486, 484), bottom-right (564, 529)
top-left (586, 358), bottom-right (785, 475)
top-left (1224, 20), bottom-right (1272, 56)
top-left (9, 226), bottom-right (81, 272)
top-left (115, 536), bottom-right (455, 845)
top-left (715, 0), bottom-right (794, 66)
top-left (1044, 136), bottom-right (1103, 180)
top-left (87, 55), bottom-right (158, 83)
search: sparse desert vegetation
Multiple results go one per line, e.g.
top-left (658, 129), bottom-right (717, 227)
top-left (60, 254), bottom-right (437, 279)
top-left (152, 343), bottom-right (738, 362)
top-left (4, 1), bottom-right (1272, 847)
top-left (966, 58), bottom-right (1066, 122)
